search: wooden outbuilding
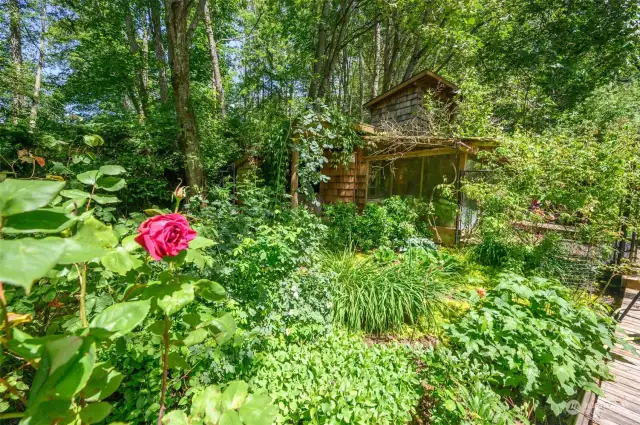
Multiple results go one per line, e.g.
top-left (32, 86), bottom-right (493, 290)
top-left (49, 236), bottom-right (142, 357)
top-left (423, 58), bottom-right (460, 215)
top-left (318, 69), bottom-right (496, 244)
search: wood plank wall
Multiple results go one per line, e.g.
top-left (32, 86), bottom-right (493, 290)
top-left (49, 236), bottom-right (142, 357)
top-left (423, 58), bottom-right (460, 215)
top-left (319, 147), bottom-right (368, 209)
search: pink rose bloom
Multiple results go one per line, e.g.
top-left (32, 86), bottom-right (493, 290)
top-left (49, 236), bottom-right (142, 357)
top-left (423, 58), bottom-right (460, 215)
top-left (135, 213), bottom-right (197, 261)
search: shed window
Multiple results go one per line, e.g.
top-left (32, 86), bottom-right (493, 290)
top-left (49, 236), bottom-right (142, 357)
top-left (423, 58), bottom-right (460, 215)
top-left (367, 154), bottom-right (459, 227)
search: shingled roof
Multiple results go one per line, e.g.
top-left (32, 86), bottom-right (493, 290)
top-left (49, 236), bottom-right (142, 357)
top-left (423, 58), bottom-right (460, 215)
top-left (364, 69), bottom-right (459, 109)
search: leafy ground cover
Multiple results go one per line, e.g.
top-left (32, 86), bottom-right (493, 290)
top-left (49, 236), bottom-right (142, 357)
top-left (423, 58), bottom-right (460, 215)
top-left (0, 171), bottom-right (626, 425)
top-left (3, 0), bottom-right (640, 422)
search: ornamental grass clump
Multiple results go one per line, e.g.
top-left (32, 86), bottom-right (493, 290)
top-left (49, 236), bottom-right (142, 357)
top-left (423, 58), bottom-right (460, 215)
top-left (325, 250), bottom-right (448, 334)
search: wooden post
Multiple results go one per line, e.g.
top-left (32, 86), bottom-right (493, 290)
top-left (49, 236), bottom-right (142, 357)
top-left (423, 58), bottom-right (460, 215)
top-left (455, 151), bottom-right (468, 245)
top-left (291, 149), bottom-right (299, 208)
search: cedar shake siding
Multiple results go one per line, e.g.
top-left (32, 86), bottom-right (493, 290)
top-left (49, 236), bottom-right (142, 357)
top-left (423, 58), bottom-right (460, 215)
top-left (319, 147), bottom-right (368, 208)
top-left (365, 69), bottom-right (458, 129)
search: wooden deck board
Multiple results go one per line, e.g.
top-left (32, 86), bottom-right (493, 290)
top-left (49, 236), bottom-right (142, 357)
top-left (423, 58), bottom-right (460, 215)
top-left (590, 288), bottom-right (640, 425)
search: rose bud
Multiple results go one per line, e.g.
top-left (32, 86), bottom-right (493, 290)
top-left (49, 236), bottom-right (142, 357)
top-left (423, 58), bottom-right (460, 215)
top-left (174, 185), bottom-right (187, 200)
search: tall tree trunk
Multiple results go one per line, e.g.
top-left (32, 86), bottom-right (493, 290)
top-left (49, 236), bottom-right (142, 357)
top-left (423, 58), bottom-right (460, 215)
top-left (341, 49), bottom-right (349, 112)
top-left (127, 85), bottom-right (143, 116)
top-left (29, 0), bottom-right (47, 133)
top-left (402, 37), bottom-right (429, 81)
top-left (164, 0), bottom-right (206, 191)
top-left (372, 19), bottom-right (381, 98)
top-left (141, 12), bottom-right (150, 106)
top-left (383, 13), bottom-right (400, 92)
top-left (125, 2), bottom-right (149, 118)
top-left (358, 51), bottom-right (364, 118)
top-left (9, 0), bottom-right (24, 124)
top-left (316, 0), bottom-right (355, 99)
top-left (150, 0), bottom-right (169, 102)
top-left (308, 0), bottom-right (331, 100)
top-left (203, 0), bottom-right (226, 117)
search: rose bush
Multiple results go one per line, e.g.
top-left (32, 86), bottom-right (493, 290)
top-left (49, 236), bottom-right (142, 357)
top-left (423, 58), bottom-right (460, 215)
top-left (135, 213), bottom-right (198, 260)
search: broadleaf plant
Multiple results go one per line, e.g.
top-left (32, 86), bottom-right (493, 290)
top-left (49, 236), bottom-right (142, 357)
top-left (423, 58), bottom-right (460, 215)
top-left (0, 174), bottom-right (271, 424)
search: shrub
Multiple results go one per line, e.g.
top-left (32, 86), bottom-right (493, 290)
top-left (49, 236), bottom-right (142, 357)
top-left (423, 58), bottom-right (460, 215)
top-left (249, 332), bottom-right (420, 425)
top-left (256, 264), bottom-right (333, 341)
top-left (447, 273), bottom-right (618, 418)
top-left (354, 202), bottom-right (391, 250)
top-left (324, 197), bottom-right (432, 252)
top-left (473, 218), bottom-right (575, 282)
top-left (471, 217), bottom-right (514, 267)
top-left (417, 346), bottom-right (529, 425)
top-left (194, 179), bottom-right (327, 304)
top-left (324, 200), bottom-right (358, 248)
top-left (381, 196), bottom-right (418, 245)
top-left (324, 250), bottom-right (448, 334)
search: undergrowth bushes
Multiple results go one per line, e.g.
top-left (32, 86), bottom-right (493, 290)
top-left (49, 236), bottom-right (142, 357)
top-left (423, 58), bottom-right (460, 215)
top-left (324, 197), bottom-right (431, 251)
top-left (472, 218), bottom-right (572, 280)
top-left (417, 346), bottom-right (529, 425)
top-left (192, 178), bottom-right (327, 304)
top-left (443, 273), bottom-right (618, 421)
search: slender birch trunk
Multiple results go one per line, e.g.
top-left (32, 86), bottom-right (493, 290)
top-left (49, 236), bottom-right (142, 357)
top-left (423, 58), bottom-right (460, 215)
top-left (372, 19), bottom-right (381, 98)
top-left (29, 0), bottom-right (47, 133)
top-left (203, 0), bottom-right (226, 117)
top-left (150, 0), bottom-right (169, 102)
top-left (10, 0), bottom-right (24, 124)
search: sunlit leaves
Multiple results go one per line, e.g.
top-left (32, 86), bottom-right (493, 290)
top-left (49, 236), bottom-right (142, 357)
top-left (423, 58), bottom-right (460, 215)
top-left (28, 336), bottom-right (95, 407)
top-left (166, 383), bottom-right (276, 425)
top-left (162, 410), bottom-right (189, 425)
top-left (100, 247), bottom-right (141, 275)
top-left (89, 300), bottom-right (151, 339)
top-left (98, 165), bottom-right (126, 175)
top-left (206, 313), bottom-right (236, 345)
top-left (92, 194), bottom-right (120, 204)
top-left (95, 176), bottom-right (126, 192)
top-left (183, 328), bottom-right (208, 346)
top-left (2, 208), bottom-right (77, 234)
top-left (79, 402), bottom-right (113, 424)
top-left (82, 363), bottom-right (124, 402)
top-left (76, 170), bottom-right (102, 185)
top-left (238, 394), bottom-right (278, 425)
top-left (58, 217), bottom-right (117, 264)
top-left (191, 386), bottom-right (222, 423)
top-left (0, 179), bottom-right (65, 217)
top-left (221, 381), bottom-right (248, 411)
top-left (60, 189), bottom-right (91, 199)
top-left (150, 283), bottom-right (196, 316)
top-left (83, 135), bottom-right (104, 147)
top-left (195, 279), bottom-right (226, 301)
top-left (189, 236), bottom-right (215, 249)
top-left (0, 237), bottom-right (64, 293)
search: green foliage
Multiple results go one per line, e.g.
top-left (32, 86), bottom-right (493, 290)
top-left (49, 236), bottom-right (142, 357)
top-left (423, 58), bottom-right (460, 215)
top-left (447, 273), bottom-right (618, 418)
top-left (353, 203), bottom-right (390, 251)
top-left (194, 178), bottom-right (326, 305)
top-left (249, 332), bottom-right (420, 425)
top-left (471, 218), bottom-right (576, 282)
top-left (257, 265), bottom-right (333, 341)
top-left (163, 383), bottom-right (277, 425)
top-left (324, 250), bottom-right (448, 334)
top-left (0, 176), bottom-right (242, 425)
top-left (324, 197), bottom-right (432, 252)
top-left (418, 346), bottom-right (530, 425)
top-left (291, 104), bottom-right (362, 203)
top-left (323, 201), bottom-right (358, 248)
